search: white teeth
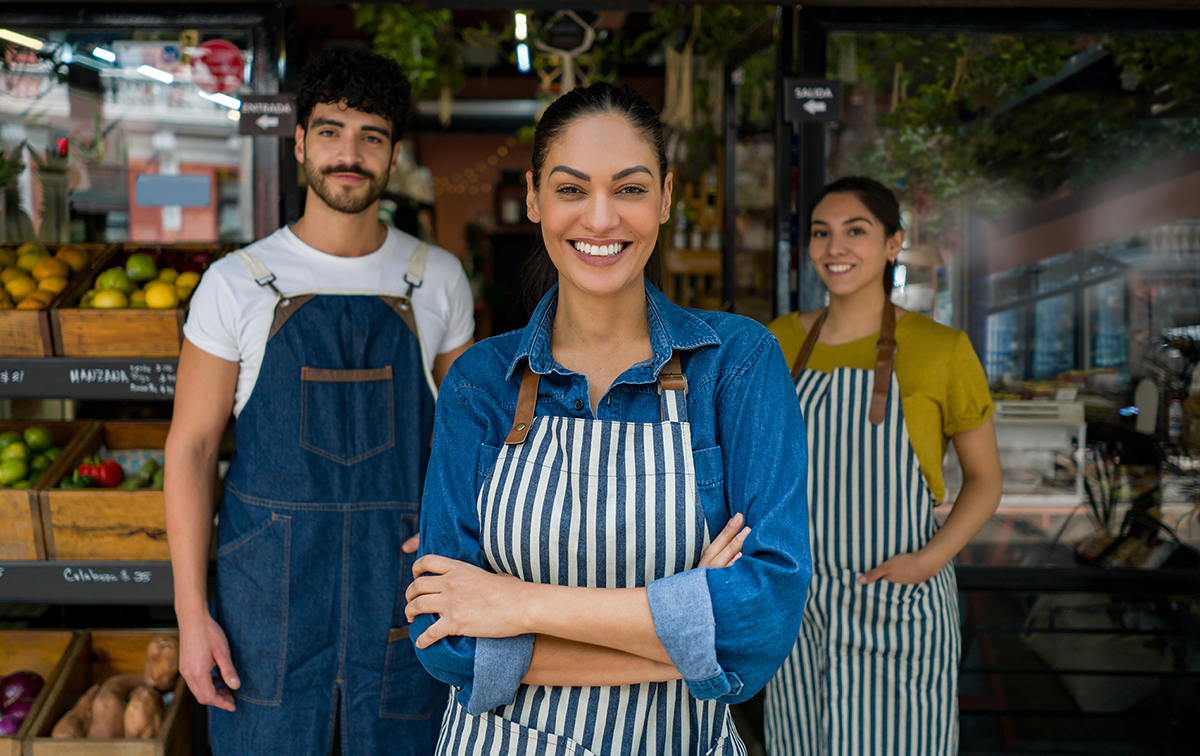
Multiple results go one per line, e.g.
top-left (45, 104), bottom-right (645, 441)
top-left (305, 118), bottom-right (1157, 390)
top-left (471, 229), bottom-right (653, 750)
top-left (827, 263), bottom-right (853, 272)
top-left (573, 241), bottom-right (623, 257)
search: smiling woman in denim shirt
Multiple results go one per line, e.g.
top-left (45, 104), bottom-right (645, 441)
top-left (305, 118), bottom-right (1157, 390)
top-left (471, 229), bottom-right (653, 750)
top-left (405, 82), bottom-right (812, 756)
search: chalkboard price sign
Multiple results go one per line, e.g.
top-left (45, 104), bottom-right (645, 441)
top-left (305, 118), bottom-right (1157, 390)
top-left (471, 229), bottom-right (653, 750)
top-left (0, 358), bottom-right (179, 400)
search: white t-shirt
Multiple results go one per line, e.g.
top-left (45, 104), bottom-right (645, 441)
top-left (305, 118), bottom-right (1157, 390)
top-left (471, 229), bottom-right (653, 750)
top-left (183, 226), bottom-right (474, 417)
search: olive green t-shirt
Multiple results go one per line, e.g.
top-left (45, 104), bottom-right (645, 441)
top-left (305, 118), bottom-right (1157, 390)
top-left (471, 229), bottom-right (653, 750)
top-left (769, 311), bottom-right (994, 502)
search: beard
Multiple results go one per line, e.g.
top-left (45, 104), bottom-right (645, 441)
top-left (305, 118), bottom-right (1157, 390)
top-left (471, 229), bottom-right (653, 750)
top-left (304, 160), bottom-right (389, 215)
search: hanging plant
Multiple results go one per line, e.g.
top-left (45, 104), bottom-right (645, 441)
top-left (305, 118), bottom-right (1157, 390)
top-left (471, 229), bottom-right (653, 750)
top-left (355, 5), bottom-right (492, 125)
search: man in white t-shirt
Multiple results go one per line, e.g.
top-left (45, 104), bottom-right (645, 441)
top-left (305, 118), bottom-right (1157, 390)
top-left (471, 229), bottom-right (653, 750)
top-left (164, 46), bottom-right (472, 756)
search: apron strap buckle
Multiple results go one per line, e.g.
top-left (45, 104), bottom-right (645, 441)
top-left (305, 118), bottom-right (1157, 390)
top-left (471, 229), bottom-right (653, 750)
top-left (656, 352), bottom-right (688, 395)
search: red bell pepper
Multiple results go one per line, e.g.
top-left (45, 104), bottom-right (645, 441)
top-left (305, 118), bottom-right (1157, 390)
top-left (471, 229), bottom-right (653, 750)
top-left (77, 456), bottom-right (124, 488)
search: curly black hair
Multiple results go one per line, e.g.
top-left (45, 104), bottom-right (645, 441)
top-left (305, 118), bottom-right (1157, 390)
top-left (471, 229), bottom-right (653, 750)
top-left (295, 46), bottom-right (411, 143)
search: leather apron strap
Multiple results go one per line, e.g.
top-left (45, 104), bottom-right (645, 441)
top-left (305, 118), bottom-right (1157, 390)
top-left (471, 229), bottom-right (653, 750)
top-left (505, 352), bottom-right (689, 445)
top-left (870, 302), bottom-right (897, 425)
top-left (789, 303), bottom-right (896, 425)
top-left (790, 308), bottom-right (828, 382)
top-left (506, 365), bottom-right (541, 445)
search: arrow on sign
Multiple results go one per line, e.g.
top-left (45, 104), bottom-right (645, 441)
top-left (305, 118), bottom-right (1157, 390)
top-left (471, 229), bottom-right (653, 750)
top-left (255, 114), bottom-right (279, 130)
top-left (802, 100), bottom-right (827, 115)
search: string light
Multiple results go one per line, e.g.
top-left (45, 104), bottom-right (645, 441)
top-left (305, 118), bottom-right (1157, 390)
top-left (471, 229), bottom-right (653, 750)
top-left (430, 139), bottom-right (523, 206)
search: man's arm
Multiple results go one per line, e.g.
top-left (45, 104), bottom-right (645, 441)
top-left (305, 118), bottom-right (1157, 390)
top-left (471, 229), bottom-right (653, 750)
top-left (164, 339), bottom-right (240, 711)
top-left (433, 340), bottom-right (473, 387)
top-left (402, 339), bottom-right (475, 556)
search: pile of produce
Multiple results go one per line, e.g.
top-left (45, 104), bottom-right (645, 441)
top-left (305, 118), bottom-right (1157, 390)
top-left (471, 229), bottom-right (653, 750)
top-left (0, 243), bottom-right (90, 311)
top-left (51, 636), bottom-right (178, 740)
top-left (0, 670), bottom-right (43, 735)
top-left (78, 249), bottom-right (208, 310)
top-left (0, 427), bottom-right (61, 489)
top-left (59, 457), bottom-right (162, 490)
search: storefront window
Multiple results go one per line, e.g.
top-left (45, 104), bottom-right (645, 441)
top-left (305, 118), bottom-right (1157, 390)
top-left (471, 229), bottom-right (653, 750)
top-left (0, 28), bottom-right (253, 244)
top-left (826, 31), bottom-right (1200, 402)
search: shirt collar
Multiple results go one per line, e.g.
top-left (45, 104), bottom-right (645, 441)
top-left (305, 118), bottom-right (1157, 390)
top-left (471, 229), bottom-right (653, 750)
top-left (505, 282), bottom-right (722, 381)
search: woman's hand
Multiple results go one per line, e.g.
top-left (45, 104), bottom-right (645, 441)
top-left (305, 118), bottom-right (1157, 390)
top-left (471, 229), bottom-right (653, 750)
top-left (405, 555), bottom-right (531, 648)
top-left (699, 513), bottom-right (750, 569)
top-left (857, 550), bottom-right (939, 585)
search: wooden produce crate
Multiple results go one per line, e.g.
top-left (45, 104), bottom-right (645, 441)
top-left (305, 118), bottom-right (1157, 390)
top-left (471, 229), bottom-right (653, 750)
top-left (40, 422), bottom-right (170, 561)
top-left (0, 630), bottom-right (81, 756)
top-left (0, 421), bottom-right (95, 561)
top-left (52, 243), bottom-right (229, 358)
top-left (0, 244), bottom-right (115, 357)
top-left (26, 630), bottom-right (191, 756)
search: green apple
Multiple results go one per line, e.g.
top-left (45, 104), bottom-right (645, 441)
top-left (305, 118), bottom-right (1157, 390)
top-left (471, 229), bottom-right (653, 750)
top-left (97, 267), bottom-right (136, 295)
top-left (125, 253), bottom-right (159, 282)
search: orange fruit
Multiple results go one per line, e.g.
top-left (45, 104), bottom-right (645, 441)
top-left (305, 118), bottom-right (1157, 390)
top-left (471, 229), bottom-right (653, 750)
top-left (38, 276), bottom-right (69, 295)
top-left (0, 267), bottom-right (25, 285)
top-left (15, 249), bottom-right (49, 272)
top-left (16, 290), bottom-right (53, 309)
top-left (54, 245), bottom-right (89, 273)
top-left (31, 257), bottom-right (70, 281)
top-left (16, 298), bottom-right (42, 309)
top-left (4, 276), bottom-right (36, 301)
top-left (0, 248), bottom-right (15, 268)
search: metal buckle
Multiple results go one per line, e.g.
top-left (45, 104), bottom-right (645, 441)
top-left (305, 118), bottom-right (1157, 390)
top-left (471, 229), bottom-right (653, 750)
top-left (657, 373), bottom-right (688, 395)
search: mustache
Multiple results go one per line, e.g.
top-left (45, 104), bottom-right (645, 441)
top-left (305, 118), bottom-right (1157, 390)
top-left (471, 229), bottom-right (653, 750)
top-left (322, 164), bottom-right (374, 178)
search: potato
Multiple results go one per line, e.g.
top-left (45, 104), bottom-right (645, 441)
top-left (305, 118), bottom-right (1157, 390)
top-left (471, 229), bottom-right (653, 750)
top-left (143, 636), bottom-right (180, 691)
top-left (123, 685), bottom-right (164, 739)
top-left (51, 683), bottom-right (99, 738)
top-left (86, 673), bottom-right (142, 739)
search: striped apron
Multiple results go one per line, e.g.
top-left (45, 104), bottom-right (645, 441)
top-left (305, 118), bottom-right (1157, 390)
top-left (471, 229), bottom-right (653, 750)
top-left (764, 305), bottom-right (960, 756)
top-left (436, 353), bottom-right (747, 756)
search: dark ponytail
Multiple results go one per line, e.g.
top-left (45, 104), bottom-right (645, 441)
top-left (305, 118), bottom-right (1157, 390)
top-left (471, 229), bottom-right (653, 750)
top-left (806, 176), bottom-right (902, 293)
top-left (522, 83), bottom-right (667, 310)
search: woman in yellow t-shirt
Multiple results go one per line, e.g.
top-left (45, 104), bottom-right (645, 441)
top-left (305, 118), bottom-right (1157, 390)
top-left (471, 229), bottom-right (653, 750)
top-left (763, 176), bottom-right (1002, 756)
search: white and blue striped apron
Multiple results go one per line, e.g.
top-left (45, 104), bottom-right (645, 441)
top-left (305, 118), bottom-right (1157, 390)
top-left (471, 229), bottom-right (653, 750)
top-left (437, 353), bottom-right (747, 756)
top-left (764, 305), bottom-right (960, 756)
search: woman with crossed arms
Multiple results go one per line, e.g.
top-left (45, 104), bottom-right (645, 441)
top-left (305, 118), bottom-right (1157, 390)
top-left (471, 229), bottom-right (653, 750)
top-left (403, 83), bottom-right (812, 755)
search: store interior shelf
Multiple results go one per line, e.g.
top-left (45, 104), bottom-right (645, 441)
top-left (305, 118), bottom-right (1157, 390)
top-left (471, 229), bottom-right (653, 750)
top-left (0, 357), bottom-right (177, 400)
top-left (0, 560), bottom-right (173, 604)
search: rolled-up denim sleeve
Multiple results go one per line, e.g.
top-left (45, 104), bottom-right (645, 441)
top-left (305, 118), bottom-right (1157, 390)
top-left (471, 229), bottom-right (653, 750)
top-left (412, 366), bottom-right (535, 713)
top-left (650, 333), bottom-right (812, 703)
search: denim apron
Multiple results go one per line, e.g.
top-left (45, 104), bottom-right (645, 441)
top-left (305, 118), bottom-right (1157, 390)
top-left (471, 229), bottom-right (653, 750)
top-left (764, 304), bottom-right (960, 756)
top-left (436, 354), bottom-right (747, 756)
top-left (208, 246), bottom-right (445, 755)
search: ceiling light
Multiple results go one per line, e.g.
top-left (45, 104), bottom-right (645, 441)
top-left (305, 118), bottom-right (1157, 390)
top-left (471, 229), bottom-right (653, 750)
top-left (516, 43), bottom-right (530, 73)
top-left (137, 65), bottom-right (174, 84)
top-left (515, 13), bottom-right (528, 41)
top-left (92, 47), bottom-right (116, 63)
top-left (0, 29), bottom-right (44, 51)
top-left (199, 90), bottom-right (241, 109)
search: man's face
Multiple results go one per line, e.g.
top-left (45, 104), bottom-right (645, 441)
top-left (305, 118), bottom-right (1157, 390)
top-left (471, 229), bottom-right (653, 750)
top-left (295, 100), bottom-right (399, 215)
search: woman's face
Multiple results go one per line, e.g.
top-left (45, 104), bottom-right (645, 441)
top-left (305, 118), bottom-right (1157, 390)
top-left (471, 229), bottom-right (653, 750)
top-left (527, 113), bottom-right (672, 301)
top-left (808, 192), bottom-right (903, 299)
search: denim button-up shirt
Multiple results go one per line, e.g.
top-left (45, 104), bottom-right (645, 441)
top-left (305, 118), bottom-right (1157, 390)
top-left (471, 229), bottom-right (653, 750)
top-left (413, 283), bottom-right (812, 714)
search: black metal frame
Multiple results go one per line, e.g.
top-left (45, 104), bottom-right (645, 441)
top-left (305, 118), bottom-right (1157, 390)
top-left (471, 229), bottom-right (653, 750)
top-left (0, 3), bottom-right (284, 239)
top-left (720, 8), bottom-right (800, 318)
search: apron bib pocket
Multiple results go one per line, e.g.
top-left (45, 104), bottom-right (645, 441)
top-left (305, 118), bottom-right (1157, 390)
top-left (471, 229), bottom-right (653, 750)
top-left (215, 513), bottom-right (290, 705)
top-left (300, 366), bottom-right (395, 465)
